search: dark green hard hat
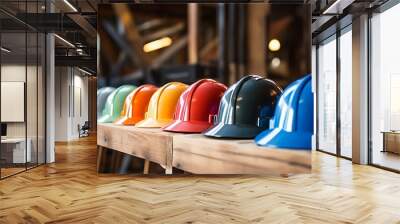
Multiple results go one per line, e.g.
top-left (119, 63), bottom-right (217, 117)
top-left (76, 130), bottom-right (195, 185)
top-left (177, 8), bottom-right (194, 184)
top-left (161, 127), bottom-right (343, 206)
top-left (203, 75), bottom-right (282, 139)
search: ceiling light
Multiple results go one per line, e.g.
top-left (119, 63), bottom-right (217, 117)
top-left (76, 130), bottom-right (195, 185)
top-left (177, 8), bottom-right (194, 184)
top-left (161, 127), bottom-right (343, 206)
top-left (268, 39), bottom-right (281, 52)
top-left (54, 34), bottom-right (75, 48)
top-left (63, 0), bottom-right (78, 12)
top-left (1, 47), bottom-right (11, 53)
top-left (143, 37), bottom-right (172, 53)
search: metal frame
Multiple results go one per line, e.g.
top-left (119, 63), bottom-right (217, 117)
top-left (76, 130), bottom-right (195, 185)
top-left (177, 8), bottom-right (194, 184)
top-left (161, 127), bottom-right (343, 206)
top-left (0, 17), bottom-right (2, 179)
top-left (315, 18), bottom-right (353, 162)
top-left (367, 10), bottom-right (373, 166)
top-left (336, 24), bottom-right (341, 158)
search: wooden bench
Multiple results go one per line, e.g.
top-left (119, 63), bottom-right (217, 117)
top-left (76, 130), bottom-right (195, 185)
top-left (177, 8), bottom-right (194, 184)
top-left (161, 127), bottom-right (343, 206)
top-left (97, 124), bottom-right (175, 174)
top-left (173, 134), bottom-right (311, 174)
top-left (97, 124), bottom-right (311, 175)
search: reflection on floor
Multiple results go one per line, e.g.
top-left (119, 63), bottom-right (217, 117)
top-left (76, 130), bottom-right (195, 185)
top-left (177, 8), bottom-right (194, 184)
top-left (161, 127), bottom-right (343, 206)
top-left (0, 163), bottom-right (42, 179)
top-left (0, 167), bottom-right (25, 178)
top-left (0, 135), bottom-right (400, 223)
top-left (373, 150), bottom-right (400, 171)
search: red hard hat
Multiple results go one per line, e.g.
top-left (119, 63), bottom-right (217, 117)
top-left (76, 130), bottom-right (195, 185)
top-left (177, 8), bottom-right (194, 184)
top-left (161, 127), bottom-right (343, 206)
top-left (163, 79), bottom-right (227, 133)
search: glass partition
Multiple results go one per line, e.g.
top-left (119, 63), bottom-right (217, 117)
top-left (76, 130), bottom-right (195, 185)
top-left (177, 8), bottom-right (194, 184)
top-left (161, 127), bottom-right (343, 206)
top-left (0, 1), bottom-right (46, 179)
top-left (317, 36), bottom-right (337, 155)
top-left (0, 31), bottom-right (28, 177)
top-left (370, 3), bottom-right (400, 171)
top-left (339, 28), bottom-right (352, 158)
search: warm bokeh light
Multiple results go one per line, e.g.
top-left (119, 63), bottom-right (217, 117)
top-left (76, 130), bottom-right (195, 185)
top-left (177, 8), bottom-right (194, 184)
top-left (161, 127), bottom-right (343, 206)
top-left (143, 37), bottom-right (172, 53)
top-left (268, 39), bottom-right (281, 52)
top-left (271, 57), bottom-right (281, 68)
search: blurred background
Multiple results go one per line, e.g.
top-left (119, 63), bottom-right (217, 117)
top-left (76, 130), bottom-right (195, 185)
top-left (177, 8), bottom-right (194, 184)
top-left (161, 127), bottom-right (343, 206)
top-left (98, 3), bottom-right (311, 88)
top-left (0, 1), bottom-right (312, 179)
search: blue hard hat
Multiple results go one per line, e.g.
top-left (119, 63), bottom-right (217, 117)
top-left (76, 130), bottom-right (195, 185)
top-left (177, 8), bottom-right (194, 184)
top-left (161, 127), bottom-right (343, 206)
top-left (254, 74), bottom-right (313, 150)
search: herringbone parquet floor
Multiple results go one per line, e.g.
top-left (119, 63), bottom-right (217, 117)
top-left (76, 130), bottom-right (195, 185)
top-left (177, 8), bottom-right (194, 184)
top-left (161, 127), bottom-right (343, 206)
top-left (1, 135), bottom-right (400, 224)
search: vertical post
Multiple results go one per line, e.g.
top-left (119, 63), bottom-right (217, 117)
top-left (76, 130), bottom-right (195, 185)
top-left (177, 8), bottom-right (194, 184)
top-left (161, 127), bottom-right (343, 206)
top-left (336, 29), bottom-right (341, 157)
top-left (217, 3), bottom-right (226, 84)
top-left (46, 0), bottom-right (56, 163)
top-left (247, 4), bottom-right (268, 76)
top-left (352, 14), bottom-right (369, 164)
top-left (143, 160), bottom-right (150, 175)
top-left (0, 21), bottom-right (2, 179)
top-left (188, 3), bottom-right (199, 64)
top-left (237, 5), bottom-right (246, 80)
top-left (312, 45), bottom-right (317, 150)
top-left (227, 4), bottom-right (237, 85)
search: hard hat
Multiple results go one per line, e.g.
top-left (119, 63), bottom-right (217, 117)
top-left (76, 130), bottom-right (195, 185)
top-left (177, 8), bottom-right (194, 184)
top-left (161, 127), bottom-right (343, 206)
top-left (97, 87), bottom-right (115, 118)
top-left (136, 82), bottom-right (188, 128)
top-left (114, 84), bottom-right (158, 125)
top-left (255, 75), bottom-right (313, 150)
top-left (98, 85), bottom-right (136, 123)
top-left (163, 79), bottom-right (227, 133)
top-left (204, 75), bottom-right (282, 139)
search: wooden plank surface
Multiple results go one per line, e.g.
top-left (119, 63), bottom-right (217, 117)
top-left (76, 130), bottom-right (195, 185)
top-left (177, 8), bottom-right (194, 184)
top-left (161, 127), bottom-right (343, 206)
top-left (97, 124), bottom-right (174, 172)
top-left (172, 134), bottom-right (311, 174)
top-left (98, 124), bottom-right (311, 175)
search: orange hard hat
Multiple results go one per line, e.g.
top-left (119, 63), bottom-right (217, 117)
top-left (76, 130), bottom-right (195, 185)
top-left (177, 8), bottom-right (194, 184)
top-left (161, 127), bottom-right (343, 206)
top-left (136, 82), bottom-right (188, 128)
top-left (114, 84), bottom-right (158, 125)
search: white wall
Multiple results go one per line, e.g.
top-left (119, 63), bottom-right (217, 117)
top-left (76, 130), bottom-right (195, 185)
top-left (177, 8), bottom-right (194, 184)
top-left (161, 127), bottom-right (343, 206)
top-left (1, 65), bottom-right (37, 138)
top-left (1, 63), bottom-right (46, 164)
top-left (54, 67), bottom-right (89, 141)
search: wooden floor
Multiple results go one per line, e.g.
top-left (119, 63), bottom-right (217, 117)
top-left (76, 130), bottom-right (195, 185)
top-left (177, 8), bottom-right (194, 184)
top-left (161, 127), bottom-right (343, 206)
top-left (372, 150), bottom-right (400, 171)
top-left (1, 136), bottom-right (400, 223)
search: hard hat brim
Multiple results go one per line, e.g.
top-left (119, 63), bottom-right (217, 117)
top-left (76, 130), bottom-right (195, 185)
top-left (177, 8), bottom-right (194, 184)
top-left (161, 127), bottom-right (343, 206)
top-left (135, 117), bottom-right (172, 128)
top-left (254, 128), bottom-right (312, 150)
top-left (122, 117), bottom-right (141, 125)
top-left (203, 123), bottom-right (264, 139)
top-left (113, 116), bottom-right (126, 125)
top-left (98, 115), bottom-right (114, 123)
top-left (113, 116), bottom-right (139, 126)
top-left (163, 120), bottom-right (212, 133)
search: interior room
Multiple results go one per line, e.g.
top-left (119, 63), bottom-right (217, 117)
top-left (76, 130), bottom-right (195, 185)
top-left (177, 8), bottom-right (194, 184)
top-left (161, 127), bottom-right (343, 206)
top-left (0, 0), bottom-right (400, 223)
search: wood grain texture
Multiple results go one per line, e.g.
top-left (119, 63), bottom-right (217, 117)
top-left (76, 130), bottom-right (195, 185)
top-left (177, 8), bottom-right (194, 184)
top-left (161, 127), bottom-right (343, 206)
top-left (1, 135), bottom-right (400, 223)
top-left (97, 124), bottom-right (174, 173)
top-left (173, 134), bottom-right (311, 174)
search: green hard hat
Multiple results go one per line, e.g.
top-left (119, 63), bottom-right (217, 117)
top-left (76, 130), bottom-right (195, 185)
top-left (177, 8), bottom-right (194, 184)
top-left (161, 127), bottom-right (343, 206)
top-left (97, 87), bottom-right (116, 118)
top-left (98, 85), bottom-right (136, 123)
